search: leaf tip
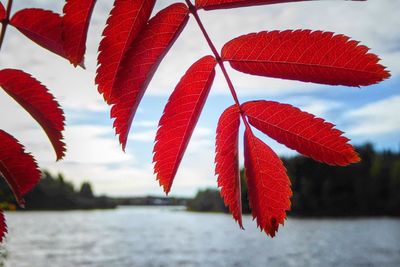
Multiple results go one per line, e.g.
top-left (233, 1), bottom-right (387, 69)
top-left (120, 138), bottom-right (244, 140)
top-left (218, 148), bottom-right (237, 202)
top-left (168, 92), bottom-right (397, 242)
top-left (157, 175), bottom-right (171, 195)
top-left (55, 142), bottom-right (67, 161)
top-left (0, 210), bottom-right (7, 243)
top-left (350, 151), bottom-right (362, 164)
top-left (117, 131), bottom-right (128, 152)
top-left (78, 60), bottom-right (86, 69)
top-left (17, 199), bottom-right (26, 209)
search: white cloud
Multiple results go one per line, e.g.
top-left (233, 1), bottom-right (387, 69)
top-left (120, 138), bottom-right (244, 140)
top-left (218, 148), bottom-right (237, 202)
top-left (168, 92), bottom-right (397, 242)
top-left (129, 129), bottom-right (156, 142)
top-left (44, 162), bottom-right (159, 197)
top-left (2, 0), bottom-right (397, 102)
top-left (1, 0), bottom-right (398, 196)
top-left (279, 96), bottom-right (343, 118)
top-left (346, 95), bottom-right (400, 136)
top-left (60, 125), bottom-right (132, 164)
top-left (135, 120), bottom-right (159, 128)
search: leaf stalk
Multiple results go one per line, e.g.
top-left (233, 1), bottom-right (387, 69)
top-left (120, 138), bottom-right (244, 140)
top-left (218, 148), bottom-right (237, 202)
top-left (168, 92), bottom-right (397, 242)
top-left (0, 0), bottom-right (13, 51)
top-left (185, 0), bottom-right (251, 129)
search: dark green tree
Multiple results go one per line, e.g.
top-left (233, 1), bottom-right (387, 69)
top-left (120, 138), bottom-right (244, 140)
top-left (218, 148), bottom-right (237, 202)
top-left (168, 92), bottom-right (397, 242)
top-left (79, 182), bottom-right (94, 198)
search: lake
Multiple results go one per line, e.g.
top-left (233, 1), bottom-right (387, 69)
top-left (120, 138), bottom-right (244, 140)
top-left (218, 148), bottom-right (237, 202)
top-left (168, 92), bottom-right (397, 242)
top-left (1, 207), bottom-right (400, 267)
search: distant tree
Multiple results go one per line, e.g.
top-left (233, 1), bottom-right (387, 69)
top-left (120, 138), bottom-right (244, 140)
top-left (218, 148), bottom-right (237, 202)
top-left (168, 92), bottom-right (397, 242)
top-left (389, 160), bottom-right (400, 214)
top-left (189, 143), bottom-right (400, 217)
top-left (79, 182), bottom-right (94, 198)
top-left (240, 169), bottom-right (250, 214)
top-left (5, 170), bottom-right (117, 210)
top-left (187, 189), bottom-right (226, 212)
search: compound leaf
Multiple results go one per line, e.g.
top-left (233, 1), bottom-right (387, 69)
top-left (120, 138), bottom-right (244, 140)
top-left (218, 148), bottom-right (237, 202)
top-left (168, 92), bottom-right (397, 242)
top-left (215, 104), bottom-right (242, 228)
top-left (153, 55), bottom-right (216, 193)
top-left (10, 8), bottom-right (66, 59)
top-left (0, 2), bottom-right (5, 22)
top-left (62, 0), bottom-right (97, 66)
top-left (196, 0), bottom-right (364, 10)
top-left (111, 3), bottom-right (189, 150)
top-left (0, 130), bottom-right (40, 206)
top-left (96, 0), bottom-right (155, 103)
top-left (222, 30), bottom-right (390, 86)
top-left (0, 69), bottom-right (66, 160)
top-left (242, 100), bottom-right (360, 166)
top-left (244, 128), bottom-right (292, 237)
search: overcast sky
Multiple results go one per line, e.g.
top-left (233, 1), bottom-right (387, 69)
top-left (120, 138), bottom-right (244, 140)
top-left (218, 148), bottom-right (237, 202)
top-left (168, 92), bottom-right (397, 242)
top-left (0, 0), bottom-right (399, 197)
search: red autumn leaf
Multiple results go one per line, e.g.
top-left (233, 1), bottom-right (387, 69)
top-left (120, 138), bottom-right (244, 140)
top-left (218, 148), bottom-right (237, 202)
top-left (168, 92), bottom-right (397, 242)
top-left (215, 105), bottom-right (242, 228)
top-left (153, 55), bottom-right (216, 194)
top-left (96, 0), bottom-right (155, 103)
top-left (10, 8), bottom-right (66, 59)
top-left (0, 130), bottom-right (41, 206)
top-left (196, 0), bottom-right (365, 10)
top-left (111, 3), bottom-right (189, 150)
top-left (0, 209), bottom-right (6, 243)
top-left (222, 30), bottom-right (390, 86)
top-left (244, 128), bottom-right (292, 237)
top-left (242, 100), bottom-right (360, 166)
top-left (0, 2), bottom-right (5, 22)
top-left (62, 0), bottom-right (97, 67)
top-left (0, 69), bottom-right (66, 160)
top-left (196, 0), bottom-right (313, 10)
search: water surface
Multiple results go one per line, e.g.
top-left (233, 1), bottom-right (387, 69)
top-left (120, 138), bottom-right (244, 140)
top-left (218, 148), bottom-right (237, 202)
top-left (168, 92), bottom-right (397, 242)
top-left (2, 207), bottom-right (400, 267)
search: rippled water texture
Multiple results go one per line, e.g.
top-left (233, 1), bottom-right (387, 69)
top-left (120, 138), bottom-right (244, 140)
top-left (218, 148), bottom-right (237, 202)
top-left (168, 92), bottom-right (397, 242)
top-left (2, 207), bottom-right (400, 267)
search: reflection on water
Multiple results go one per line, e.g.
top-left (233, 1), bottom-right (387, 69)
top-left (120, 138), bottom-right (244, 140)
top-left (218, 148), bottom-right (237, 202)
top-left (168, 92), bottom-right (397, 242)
top-left (1, 207), bottom-right (400, 267)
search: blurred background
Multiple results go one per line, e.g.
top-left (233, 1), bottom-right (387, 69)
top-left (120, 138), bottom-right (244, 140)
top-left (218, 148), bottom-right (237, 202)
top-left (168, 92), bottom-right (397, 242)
top-left (0, 0), bottom-right (399, 266)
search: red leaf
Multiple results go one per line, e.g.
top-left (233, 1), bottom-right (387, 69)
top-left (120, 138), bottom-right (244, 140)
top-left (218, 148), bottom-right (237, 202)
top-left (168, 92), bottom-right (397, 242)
top-left (96, 0), bottom-right (155, 103)
top-left (196, 0), bottom-right (365, 10)
top-left (62, 0), bottom-right (97, 67)
top-left (244, 128), bottom-right (292, 237)
top-left (0, 209), bottom-right (6, 243)
top-left (111, 3), bottom-right (189, 150)
top-left (153, 56), bottom-right (216, 193)
top-left (0, 130), bottom-right (40, 206)
top-left (0, 2), bottom-right (5, 22)
top-left (215, 105), bottom-right (242, 228)
top-left (222, 30), bottom-right (390, 86)
top-left (0, 69), bottom-right (66, 160)
top-left (196, 0), bottom-right (316, 10)
top-left (242, 100), bottom-right (360, 166)
top-left (10, 9), bottom-right (66, 59)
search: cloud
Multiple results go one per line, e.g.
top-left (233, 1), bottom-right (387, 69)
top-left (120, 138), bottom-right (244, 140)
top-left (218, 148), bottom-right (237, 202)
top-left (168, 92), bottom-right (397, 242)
top-left (129, 126), bottom-right (212, 143)
top-left (59, 125), bottom-right (133, 164)
top-left (43, 125), bottom-right (217, 197)
top-left (129, 130), bottom-right (156, 142)
top-left (2, 1), bottom-right (397, 102)
top-left (1, 0), bottom-right (398, 196)
top-left (345, 95), bottom-right (400, 137)
top-left (135, 120), bottom-right (159, 128)
top-left (279, 96), bottom-right (343, 119)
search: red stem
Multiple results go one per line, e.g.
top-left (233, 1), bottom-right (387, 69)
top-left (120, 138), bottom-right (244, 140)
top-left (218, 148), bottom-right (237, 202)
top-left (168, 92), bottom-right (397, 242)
top-left (0, 0), bottom-right (13, 51)
top-left (185, 0), bottom-right (251, 128)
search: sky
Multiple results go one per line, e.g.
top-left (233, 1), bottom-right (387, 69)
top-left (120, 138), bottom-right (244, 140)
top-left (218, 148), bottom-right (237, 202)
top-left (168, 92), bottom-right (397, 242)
top-left (0, 0), bottom-right (399, 197)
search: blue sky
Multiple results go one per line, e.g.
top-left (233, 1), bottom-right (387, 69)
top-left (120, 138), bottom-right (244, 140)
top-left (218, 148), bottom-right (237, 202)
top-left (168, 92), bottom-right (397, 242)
top-left (0, 0), bottom-right (399, 196)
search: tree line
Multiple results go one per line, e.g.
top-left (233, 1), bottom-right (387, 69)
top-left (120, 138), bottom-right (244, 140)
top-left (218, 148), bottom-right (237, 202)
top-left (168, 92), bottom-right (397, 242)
top-left (1, 142), bottom-right (398, 215)
top-left (0, 170), bottom-right (116, 210)
top-left (188, 143), bottom-right (400, 216)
